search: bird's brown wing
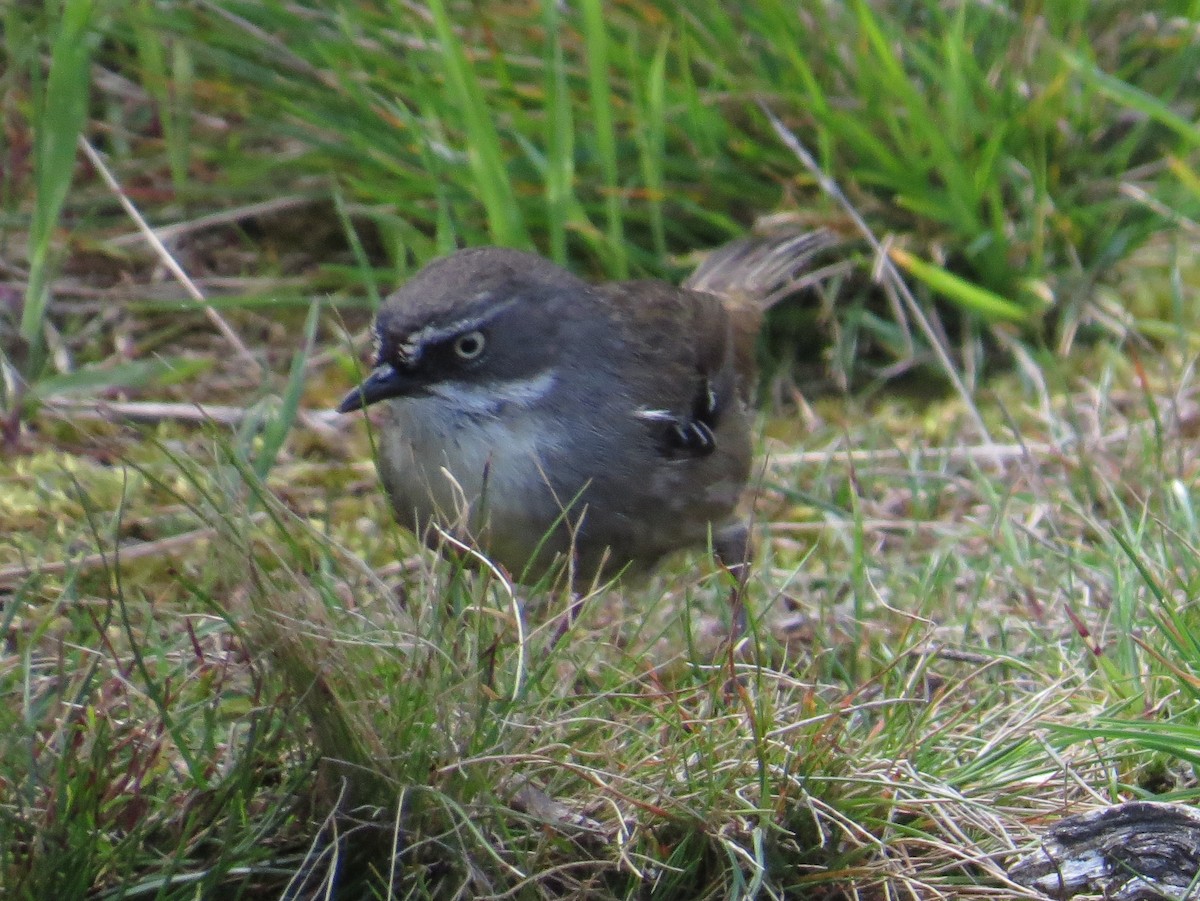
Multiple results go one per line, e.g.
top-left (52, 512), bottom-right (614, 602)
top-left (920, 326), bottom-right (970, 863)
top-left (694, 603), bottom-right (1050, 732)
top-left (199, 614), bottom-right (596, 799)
top-left (597, 281), bottom-right (759, 457)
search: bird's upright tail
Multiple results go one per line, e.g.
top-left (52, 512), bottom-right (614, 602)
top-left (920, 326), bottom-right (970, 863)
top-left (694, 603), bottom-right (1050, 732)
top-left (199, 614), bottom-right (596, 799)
top-left (684, 226), bottom-right (850, 310)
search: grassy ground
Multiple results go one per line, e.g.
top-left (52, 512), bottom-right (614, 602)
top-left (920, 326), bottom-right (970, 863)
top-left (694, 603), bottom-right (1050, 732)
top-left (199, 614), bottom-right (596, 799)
top-left (3, 2), bottom-right (1200, 899)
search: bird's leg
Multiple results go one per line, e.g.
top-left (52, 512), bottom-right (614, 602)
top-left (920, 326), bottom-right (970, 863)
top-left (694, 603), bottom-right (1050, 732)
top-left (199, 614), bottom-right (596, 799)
top-left (550, 593), bottom-right (585, 649)
top-left (548, 548), bottom-right (590, 648)
top-left (714, 520), bottom-right (753, 639)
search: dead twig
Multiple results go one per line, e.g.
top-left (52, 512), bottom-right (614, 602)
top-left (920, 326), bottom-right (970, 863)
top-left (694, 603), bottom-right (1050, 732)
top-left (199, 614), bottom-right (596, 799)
top-left (758, 102), bottom-right (992, 443)
top-left (1, 515), bottom-right (264, 589)
top-left (78, 137), bottom-right (262, 377)
top-left (41, 398), bottom-right (342, 440)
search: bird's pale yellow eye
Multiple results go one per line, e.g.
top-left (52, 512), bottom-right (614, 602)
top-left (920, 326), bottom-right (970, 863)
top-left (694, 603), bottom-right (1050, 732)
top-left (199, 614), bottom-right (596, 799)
top-left (453, 331), bottom-right (486, 360)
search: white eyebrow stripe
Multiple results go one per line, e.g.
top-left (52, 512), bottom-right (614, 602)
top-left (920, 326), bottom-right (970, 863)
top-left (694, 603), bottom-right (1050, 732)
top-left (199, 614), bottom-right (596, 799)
top-left (404, 295), bottom-right (522, 351)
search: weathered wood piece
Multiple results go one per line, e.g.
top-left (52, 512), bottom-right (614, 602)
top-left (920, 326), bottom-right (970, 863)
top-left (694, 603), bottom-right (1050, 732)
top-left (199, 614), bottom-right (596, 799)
top-left (1009, 801), bottom-right (1200, 900)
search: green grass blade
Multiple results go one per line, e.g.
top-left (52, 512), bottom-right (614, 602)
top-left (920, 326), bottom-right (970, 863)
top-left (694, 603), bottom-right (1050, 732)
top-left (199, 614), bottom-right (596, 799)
top-left (22, 0), bottom-right (96, 344)
top-left (24, 358), bottom-right (205, 402)
top-left (542, 0), bottom-right (575, 265)
top-left (633, 32), bottom-right (669, 259)
top-left (1061, 49), bottom-right (1200, 149)
top-left (579, 0), bottom-right (626, 276)
top-left (253, 299), bottom-right (320, 480)
top-left (422, 0), bottom-right (528, 248)
top-left (130, 0), bottom-right (192, 193)
top-left (889, 247), bottom-right (1030, 322)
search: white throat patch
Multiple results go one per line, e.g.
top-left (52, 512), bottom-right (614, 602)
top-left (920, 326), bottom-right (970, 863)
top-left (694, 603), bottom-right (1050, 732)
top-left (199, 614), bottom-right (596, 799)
top-left (427, 369), bottom-right (557, 416)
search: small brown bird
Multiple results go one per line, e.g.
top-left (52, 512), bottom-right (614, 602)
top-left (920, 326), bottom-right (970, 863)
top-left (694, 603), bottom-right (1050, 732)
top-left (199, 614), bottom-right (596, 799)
top-left (338, 230), bottom-right (837, 585)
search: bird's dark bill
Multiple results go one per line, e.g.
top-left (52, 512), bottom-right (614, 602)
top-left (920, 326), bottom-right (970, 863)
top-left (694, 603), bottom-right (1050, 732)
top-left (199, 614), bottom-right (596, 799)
top-left (336, 365), bottom-right (409, 413)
